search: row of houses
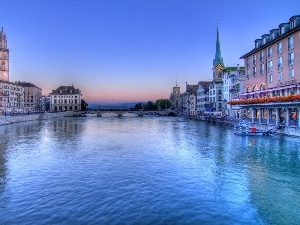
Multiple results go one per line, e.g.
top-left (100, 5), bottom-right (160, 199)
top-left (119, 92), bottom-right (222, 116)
top-left (0, 28), bottom-right (82, 114)
top-left (169, 26), bottom-right (245, 118)
top-left (170, 15), bottom-right (300, 131)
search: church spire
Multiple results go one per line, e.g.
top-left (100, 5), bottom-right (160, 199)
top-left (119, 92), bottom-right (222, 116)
top-left (213, 22), bottom-right (224, 68)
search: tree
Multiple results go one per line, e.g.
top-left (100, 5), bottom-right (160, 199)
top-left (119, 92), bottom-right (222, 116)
top-left (144, 101), bottom-right (157, 110)
top-left (81, 99), bottom-right (88, 111)
top-left (155, 99), bottom-right (172, 110)
top-left (134, 103), bottom-right (143, 110)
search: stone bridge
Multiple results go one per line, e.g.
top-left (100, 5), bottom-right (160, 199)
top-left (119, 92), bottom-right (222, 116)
top-left (73, 110), bottom-right (178, 117)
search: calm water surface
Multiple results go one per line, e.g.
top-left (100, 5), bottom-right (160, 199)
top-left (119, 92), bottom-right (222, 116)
top-left (0, 116), bottom-right (299, 225)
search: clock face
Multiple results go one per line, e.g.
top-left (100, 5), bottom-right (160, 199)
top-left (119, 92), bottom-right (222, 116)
top-left (215, 63), bottom-right (224, 71)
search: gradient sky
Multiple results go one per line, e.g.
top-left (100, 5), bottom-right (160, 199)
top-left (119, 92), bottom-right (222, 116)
top-left (0, 0), bottom-right (299, 103)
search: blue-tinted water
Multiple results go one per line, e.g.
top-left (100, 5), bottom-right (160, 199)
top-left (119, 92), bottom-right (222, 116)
top-left (0, 116), bottom-right (299, 225)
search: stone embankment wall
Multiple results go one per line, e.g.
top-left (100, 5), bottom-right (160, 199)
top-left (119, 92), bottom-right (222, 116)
top-left (0, 111), bottom-right (74, 126)
top-left (188, 115), bottom-right (300, 137)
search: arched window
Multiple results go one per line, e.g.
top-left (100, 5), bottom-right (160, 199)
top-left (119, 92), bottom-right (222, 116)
top-left (260, 84), bottom-right (266, 90)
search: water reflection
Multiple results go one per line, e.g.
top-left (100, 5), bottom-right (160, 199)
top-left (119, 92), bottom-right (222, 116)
top-left (0, 117), bottom-right (299, 224)
top-left (0, 126), bottom-right (9, 208)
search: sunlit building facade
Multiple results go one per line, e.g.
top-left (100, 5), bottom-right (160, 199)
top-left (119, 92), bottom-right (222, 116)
top-left (231, 15), bottom-right (300, 131)
top-left (0, 81), bottom-right (24, 113)
top-left (50, 85), bottom-right (82, 111)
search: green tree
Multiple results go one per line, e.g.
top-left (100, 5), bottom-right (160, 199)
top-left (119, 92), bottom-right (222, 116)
top-left (134, 103), bottom-right (143, 110)
top-left (155, 99), bottom-right (172, 110)
top-left (144, 101), bottom-right (157, 110)
top-left (81, 99), bottom-right (88, 111)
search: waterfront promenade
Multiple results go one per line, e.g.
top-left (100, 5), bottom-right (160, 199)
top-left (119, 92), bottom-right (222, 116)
top-left (0, 111), bottom-right (73, 126)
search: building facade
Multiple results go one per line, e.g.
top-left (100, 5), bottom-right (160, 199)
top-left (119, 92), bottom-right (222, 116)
top-left (49, 85), bottom-right (82, 111)
top-left (169, 83), bottom-right (181, 111)
top-left (0, 28), bottom-right (9, 82)
top-left (230, 15), bottom-right (300, 129)
top-left (16, 81), bottom-right (42, 112)
top-left (0, 81), bottom-right (24, 113)
top-left (222, 65), bottom-right (245, 117)
top-left (196, 81), bottom-right (210, 115)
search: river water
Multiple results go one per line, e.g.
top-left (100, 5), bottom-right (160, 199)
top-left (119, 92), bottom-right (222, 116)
top-left (0, 116), bottom-right (299, 225)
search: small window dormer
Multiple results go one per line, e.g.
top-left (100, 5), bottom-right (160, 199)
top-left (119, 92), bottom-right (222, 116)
top-left (262, 34), bottom-right (270, 45)
top-left (279, 23), bottom-right (290, 35)
top-left (270, 29), bottom-right (279, 40)
top-left (289, 15), bottom-right (300, 29)
top-left (255, 39), bottom-right (262, 48)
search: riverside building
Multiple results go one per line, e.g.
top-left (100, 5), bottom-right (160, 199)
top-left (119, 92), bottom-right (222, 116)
top-left (49, 85), bottom-right (82, 111)
top-left (16, 81), bottom-right (42, 112)
top-left (169, 83), bottom-right (181, 111)
top-left (196, 81), bottom-right (210, 115)
top-left (230, 15), bottom-right (300, 133)
top-left (0, 80), bottom-right (24, 113)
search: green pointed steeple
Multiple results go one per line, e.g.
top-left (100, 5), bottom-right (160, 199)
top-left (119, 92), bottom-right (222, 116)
top-left (213, 24), bottom-right (224, 68)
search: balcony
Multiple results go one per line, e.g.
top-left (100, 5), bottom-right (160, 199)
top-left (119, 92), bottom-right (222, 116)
top-left (229, 88), bottom-right (240, 93)
top-left (228, 94), bottom-right (300, 105)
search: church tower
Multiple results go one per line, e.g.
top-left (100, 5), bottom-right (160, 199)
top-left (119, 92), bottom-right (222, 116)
top-left (212, 24), bottom-right (224, 82)
top-left (0, 27), bottom-right (9, 81)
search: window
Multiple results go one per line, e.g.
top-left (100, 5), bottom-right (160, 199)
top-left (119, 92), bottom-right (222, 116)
top-left (269, 74), bottom-right (273, 83)
top-left (288, 36), bottom-right (294, 50)
top-left (277, 42), bottom-right (282, 54)
top-left (260, 64), bottom-right (264, 74)
top-left (278, 71), bottom-right (282, 80)
top-left (268, 60), bottom-right (273, 72)
top-left (253, 66), bottom-right (256, 76)
top-left (260, 51), bottom-right (264, 61)
top-left (247, 69), bottom-right (250, 79)
top-left (289, 68), bottom-right (294, 78)
top-left (246, 58), bottom-right (249, 67)
top-left (277, 56), bottom-right (282, 69)
top-left (288, 52), bottom-right (294, 66)
top-left (253, 55), bottom-right (256, 64)
top-left (268, 47), bottom-right (272, 58)
top-left (280, 26), bottom-right (285, 35)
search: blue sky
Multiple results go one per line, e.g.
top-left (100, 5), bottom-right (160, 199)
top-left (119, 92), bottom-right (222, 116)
top-left (0, 0), bottom-right (299, 103)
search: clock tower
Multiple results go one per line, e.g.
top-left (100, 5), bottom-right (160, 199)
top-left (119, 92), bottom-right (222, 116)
top-left (0, 27), bottom-right (9, 81)
top-left (212, 25), bottom-right (224, 82)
